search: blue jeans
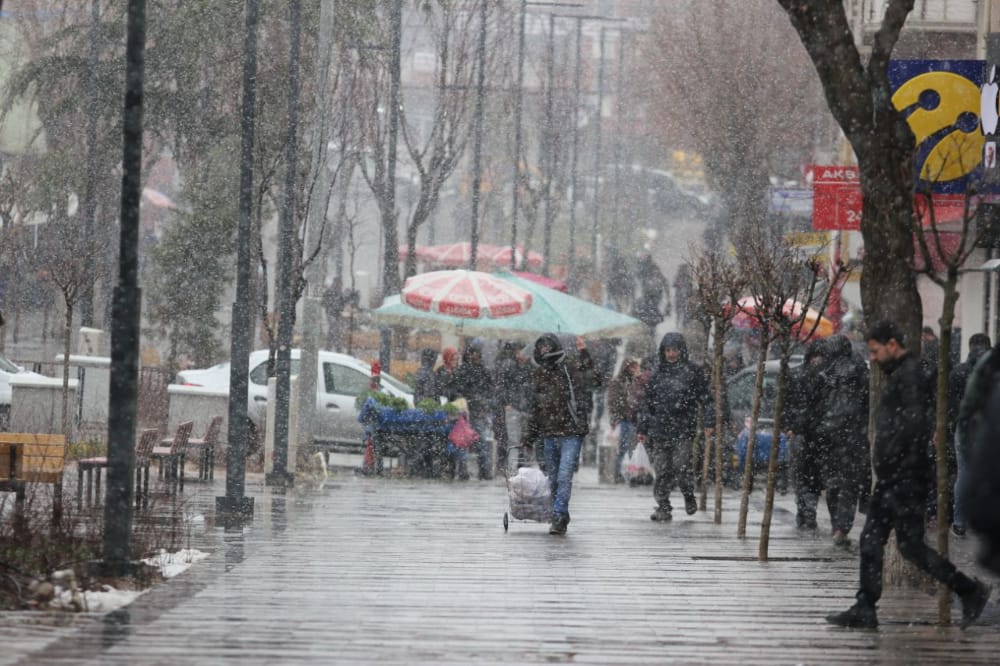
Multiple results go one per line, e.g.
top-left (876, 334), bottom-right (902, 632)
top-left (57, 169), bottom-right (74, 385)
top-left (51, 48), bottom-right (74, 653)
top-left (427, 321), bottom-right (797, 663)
top-left (614, 421), bottom-right (638, 479)
top-left (470, 413), bottom-right (492, 479)
top-left (544, 435), bottom-right (583, 517)
top-left (953, 435), bottom-right (968, 529)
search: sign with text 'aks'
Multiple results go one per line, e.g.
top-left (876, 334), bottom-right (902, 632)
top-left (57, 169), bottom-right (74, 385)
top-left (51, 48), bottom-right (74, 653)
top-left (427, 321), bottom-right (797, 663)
top-left (811, 165), bottom-right (861, 231)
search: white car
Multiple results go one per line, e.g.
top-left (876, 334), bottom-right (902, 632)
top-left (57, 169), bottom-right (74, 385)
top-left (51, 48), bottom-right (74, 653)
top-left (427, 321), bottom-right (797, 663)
top-left (176, 349), bottom-right (414, 446)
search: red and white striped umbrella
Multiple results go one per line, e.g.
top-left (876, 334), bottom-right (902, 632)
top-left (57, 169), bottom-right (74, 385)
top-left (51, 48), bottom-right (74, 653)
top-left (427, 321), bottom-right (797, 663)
top-left (402, 269), bottom-right (533, 318)
top-left (485, 244), bottom-right (544, 269)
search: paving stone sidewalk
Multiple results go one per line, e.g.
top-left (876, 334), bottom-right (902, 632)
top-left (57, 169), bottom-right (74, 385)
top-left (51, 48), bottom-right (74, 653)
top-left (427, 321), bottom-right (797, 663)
top-left (4, 466), bottom-right (1000, 665)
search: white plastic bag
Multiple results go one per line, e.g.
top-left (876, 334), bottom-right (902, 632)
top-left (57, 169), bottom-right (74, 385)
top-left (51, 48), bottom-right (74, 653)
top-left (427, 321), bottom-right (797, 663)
top-left (603, 423), bottom-right (622, 449)
top-left (623, 441), bottom-right (654, 485)
top-left (509, 467), bottom-right (552, 521)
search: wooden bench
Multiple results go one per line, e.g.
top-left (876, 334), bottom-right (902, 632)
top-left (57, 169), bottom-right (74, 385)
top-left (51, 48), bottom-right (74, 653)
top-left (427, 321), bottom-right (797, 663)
top-left (0, 433), bottom-right (68, 518)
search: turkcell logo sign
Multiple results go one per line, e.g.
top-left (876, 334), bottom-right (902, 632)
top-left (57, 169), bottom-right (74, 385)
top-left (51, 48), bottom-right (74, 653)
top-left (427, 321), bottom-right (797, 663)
top-left (889, 59), bottom-right (983, 193)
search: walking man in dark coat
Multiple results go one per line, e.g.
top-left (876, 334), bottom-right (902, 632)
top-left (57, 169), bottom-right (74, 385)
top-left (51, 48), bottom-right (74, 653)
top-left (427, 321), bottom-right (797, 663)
top-left (826, 321), bottom-right (990, 629)
top-left (524, 334), bottom-right (596, 535)
top-left (637, 332), bottom-right (713, 521)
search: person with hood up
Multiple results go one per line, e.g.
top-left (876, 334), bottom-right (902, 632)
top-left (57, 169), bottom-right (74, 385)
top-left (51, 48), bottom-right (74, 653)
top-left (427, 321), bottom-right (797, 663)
top-left (524, 333), bottom-right (596, 535)
top-left (785, 339), bottom-right (829, 530)
top-left (453, 341), bottom-right (496, 480)
top-left (637, 332), bottom-right (714, 521)
top-left (826, 321), bottom-right (990, 630)
top-left (607, 357), bottom-right (642, 483)
top-left (814, 334), bottom-right (869, 547)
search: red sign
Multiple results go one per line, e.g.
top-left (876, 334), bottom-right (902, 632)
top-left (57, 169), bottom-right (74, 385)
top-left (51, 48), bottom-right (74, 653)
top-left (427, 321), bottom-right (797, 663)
top-left (809, 166), bottom-right (975, 231)
top-left (811, 166), bottom-right (861, 231)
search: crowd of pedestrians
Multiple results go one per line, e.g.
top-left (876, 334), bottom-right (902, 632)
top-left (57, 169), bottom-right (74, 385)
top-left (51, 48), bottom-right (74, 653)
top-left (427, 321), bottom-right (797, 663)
top-left (401, 296), bottom-right (1000, 630)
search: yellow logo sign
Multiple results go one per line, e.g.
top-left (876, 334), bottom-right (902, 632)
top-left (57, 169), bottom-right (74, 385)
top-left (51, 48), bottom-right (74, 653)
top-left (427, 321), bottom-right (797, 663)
top-left (892, 70), bottom-right (983, 183)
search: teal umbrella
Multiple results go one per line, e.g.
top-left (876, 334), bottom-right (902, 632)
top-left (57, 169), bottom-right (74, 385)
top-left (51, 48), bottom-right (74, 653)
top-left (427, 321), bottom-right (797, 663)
top-left (371, 271), bottom-right (644, 341)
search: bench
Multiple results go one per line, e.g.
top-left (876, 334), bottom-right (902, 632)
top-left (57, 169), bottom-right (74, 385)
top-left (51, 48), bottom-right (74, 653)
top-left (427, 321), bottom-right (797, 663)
top-left (0, 433), bottom-right (68, 518)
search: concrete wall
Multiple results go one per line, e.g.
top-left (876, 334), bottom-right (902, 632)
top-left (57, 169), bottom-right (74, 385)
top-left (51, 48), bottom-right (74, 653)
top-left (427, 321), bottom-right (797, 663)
top-left (166, 384), bottom-right (229, 446)
top-left (10, 375), bottom-right (78, 438)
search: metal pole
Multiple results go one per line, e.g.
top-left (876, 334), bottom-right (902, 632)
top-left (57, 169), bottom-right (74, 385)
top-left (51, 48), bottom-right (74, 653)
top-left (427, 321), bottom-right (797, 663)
top-left (591, 26), bottom-right (605, 271)
top-left (510, 0), bottom-right (527, 270)
top-left (101, 0), bottom-right (145, 577)
top-left (81, 0), bottom-right (100, 328)
top-left (379, 0), bottom-right (403, 372)
top-left (469, 0), bottom-right (488, 270)
top-left (268, 0), bottom-right (302, 488)
top-left (567, 17), bottom-right (583, 287)
top-left (542, 13), bottom-right (556, 277)
top-left (611, 29), bottom-right (624, 260)
top-left (217, 0), bottom-right (258, 520)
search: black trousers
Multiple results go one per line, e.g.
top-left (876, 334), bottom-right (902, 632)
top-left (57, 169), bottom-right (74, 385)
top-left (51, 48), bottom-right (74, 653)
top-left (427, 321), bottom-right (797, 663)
top-left (858, 478), bottom-right (976, 606)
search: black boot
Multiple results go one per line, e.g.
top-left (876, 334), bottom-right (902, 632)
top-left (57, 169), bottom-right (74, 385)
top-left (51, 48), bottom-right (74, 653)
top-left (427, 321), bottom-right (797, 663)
top-left (825, 601), bottom-right (878, 629)
top-left (549, 513), bottom-right (569, 535)
top-left (960, 580), bottom-right (991, 630)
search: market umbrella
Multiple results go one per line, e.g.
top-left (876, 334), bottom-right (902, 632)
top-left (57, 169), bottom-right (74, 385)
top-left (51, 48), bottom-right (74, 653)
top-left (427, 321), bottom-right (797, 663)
top-left (372, 271), bottom-right (644, 341)
top-left (730, 296), bottom-right (835, 339)
top-left (401, 269), bottom-right (533, 318)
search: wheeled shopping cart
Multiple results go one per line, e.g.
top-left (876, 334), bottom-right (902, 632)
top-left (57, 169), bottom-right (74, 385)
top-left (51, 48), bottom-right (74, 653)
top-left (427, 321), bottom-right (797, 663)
top-left (502, 448), bottom-right (552, 531)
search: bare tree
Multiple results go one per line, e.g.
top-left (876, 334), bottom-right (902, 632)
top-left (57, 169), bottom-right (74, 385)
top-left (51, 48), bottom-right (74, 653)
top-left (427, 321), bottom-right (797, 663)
top-left (641, 0), bottom-right (824, 240)
top-left (688, 244), bottom-right (746, 524)
top-left (912, 147), bottom-right (987, 624)
top-left (775, 0), bottom-right (923, 351)
top-left (733, 223), bottom-right (842, 554)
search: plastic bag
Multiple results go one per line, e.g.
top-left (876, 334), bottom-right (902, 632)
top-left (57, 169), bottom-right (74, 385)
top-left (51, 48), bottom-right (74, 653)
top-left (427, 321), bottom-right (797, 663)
top-left (603, 423), bottom-right (622, 448)
top-left (623, 441), bottom-right (654, 485)
top-left (509, 467), bottom-right (552, 522)
top-left (448, 414), bottom-right (480, 449)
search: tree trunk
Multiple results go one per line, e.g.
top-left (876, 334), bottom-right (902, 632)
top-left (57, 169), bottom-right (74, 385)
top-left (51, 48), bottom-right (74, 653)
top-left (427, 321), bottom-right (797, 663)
top-left (62, 300), bottom-right (73, 441)
top-left (711, 320), bottom-right (727, 524)
top-left (857, 156), bottom-right (923, 345)
top-left (760, 338), bottom-right (792, 561)
top-left (934, 282), bottom-right (959, 625)
top-left (737, 336), bottom-right (770, 538)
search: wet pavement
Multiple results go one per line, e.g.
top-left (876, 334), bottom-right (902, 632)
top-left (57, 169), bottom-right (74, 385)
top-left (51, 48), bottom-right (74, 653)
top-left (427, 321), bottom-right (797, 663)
top-left (4, 463), bottom-right (1000, 665)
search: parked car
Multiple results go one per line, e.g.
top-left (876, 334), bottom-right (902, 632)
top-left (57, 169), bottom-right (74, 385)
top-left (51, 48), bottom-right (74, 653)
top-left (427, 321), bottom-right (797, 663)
top-left (724, 358), bottom-right (802, 490)
top-left (176, 349), bottom-right (414, 446)
top-left (0, 355), bottom-right (44, 429)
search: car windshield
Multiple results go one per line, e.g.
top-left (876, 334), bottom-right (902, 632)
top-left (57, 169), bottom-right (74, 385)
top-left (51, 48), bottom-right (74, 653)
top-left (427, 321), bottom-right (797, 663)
top-left (381, 372), bottom-right (412, 394)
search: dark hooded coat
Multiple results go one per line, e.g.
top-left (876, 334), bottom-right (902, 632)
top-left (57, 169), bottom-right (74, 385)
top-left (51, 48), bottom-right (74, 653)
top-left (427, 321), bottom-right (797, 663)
top-left (637, 333), bottom-right (714, 442)
top-left (524, 334), bottom-right (596, 440)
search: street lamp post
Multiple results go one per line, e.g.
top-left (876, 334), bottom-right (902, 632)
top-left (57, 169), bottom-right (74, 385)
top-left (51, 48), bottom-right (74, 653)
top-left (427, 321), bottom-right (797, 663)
top-left (216, 0), bottom-right (258, 520)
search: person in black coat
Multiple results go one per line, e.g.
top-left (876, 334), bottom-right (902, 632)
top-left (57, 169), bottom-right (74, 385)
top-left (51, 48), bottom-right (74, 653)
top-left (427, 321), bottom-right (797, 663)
top-left (947, 333), bottom-right (990, 536)
top-left (413, 348), bottom-right (439, 404)
top-left (453, 341), bottom-right (495, 480)
top-left (826, 321), bottom-right (990, 630)
top-left (814, 334), bottom-right (869, 547)
top-left (785, 339), bottom-right (829, 530)
top-left (637, 332), bottom-right (713, 521)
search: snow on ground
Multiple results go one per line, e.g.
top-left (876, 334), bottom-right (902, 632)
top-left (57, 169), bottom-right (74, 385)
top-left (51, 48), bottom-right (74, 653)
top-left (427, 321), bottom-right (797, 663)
top-left (52, 548), bottom-right (210, 613)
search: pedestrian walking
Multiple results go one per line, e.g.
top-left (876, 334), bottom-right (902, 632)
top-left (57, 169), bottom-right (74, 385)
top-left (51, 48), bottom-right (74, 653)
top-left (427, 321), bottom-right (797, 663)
top-left (607, 357), bottom-right (642, 483)
top-left (948, 333), bottom-right (991, 537)
top-left (814, 334), bottom-right (869, 547)
top-left (434, 347), bottom-right (460, 402)
top-left (453, 341), bottom-right (495, 480)
top-left (826, 321), bottom-right (990, 630)
top-left (633, 253), bottom-right (670, 340)
top-left (523, 334), bottom-right (596, 535)
top-left (786, 340), bottom-right (829, 530)
top-left (637, 332), bottom-right (714, 521)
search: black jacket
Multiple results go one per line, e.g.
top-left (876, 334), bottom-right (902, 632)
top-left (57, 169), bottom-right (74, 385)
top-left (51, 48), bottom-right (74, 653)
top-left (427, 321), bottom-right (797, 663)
top-left (874, 352), bottom-right (931, 484)
top-left (637, 334), bottom-right (712, 442)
